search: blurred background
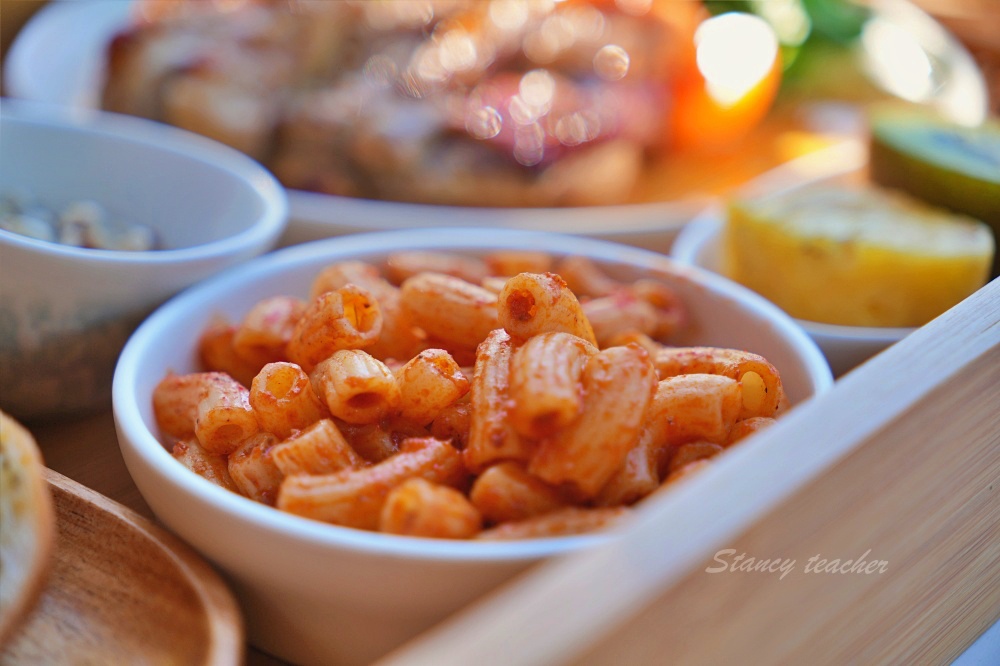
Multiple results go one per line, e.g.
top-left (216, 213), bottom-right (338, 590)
top-left (2, 1), bottom-right (998, 112)
top-left (3, 0), bottom-right (996, 211)
top-left (3, 0), bottom-right (997, 113)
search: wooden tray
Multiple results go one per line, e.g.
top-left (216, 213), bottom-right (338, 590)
top-left (380, 278), bottom-right (1000, 665)
top-left (0, 469), bottom-right (244, 665)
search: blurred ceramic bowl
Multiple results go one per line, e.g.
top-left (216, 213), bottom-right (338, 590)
top-left (113, 228), bottom-right (833, 666)
top-left (670, 211), bottom-right (915, 377)
top-left (0, 100), bottom-right (288, 420)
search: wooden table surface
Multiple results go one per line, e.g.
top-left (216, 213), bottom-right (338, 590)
top-left (33, 411), bottom-right (150, 519)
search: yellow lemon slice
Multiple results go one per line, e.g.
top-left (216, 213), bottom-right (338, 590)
top-left (723, 186), bottom-right (994, 327)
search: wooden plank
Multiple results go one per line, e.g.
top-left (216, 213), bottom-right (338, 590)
top-left (379, 279), bottom-right (1000, 666)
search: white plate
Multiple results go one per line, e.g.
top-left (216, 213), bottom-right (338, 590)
top-left (5, 0), bottom-right (987, 250)
top-left (285, 188), bottom-right (712, 252)
top-left (2, 0), bottom-right (714, 252)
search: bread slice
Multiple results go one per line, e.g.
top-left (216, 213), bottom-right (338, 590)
top-left (723, 186), bottom-right (994, 327)
top-left (0, 411), bottom-right (55, 646)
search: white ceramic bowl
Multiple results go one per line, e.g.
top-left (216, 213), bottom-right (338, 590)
top-left (113, 228), bottom-right (833, 666)
top-left (0, 100), bottom-right (288, 420)
top-left (670, 211), bottom-right (915, 377)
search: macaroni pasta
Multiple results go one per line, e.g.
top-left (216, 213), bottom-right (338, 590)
top-left (152, 251), bottom-right (789, 539)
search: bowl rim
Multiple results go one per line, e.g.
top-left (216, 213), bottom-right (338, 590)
top-left (0, 99), bottom-right (288, 264)
top-left (286, 187), bottom-right (715, 236)
top-left (113, 228), bottom-right (833, 563)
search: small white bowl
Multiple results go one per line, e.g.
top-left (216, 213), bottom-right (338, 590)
top-left (0, 100), bottom-right (288, 420)
top-left (113, 228), bottom-right (832, 666)
top-left (670, 211), bottom-right (915, 377)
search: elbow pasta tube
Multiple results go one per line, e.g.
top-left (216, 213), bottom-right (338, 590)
top-left (386, 251), bottom-right (489, 285)
top-left (727, 416), bottom-right (777, 446)
top-left (365, 288), bottom-right (425, 362)
top-left (667, 441), bottom-right (724, 475)
top-left (400, 272), bottom-right (499, 349)
top-left (581, 293), bottom-right (660, 347)
top-left (172, 438), bottom-right (239, 492)
top-left (250, 362), bottom-right (328, 439)
top-left (464, 329), bottom-right (534, 473)
top-left (601, 375), bottom-right (695, 492)
top-left (581, 280), bottom-right (686, 346)
top-left (311, 350), bottom-right (400, 425)
top-left (310, 260), bottom-right (394, 301)
top-left (604, 331), bottom-right (665, 359)
top-left (659, 458), bottom-right (712, 490)
top-left (194, 373), bottom-right (261, 456)
top-left (654, 346), bottom-right (782, 419)
top-left (530, 344), bottom-right (658, 498)
top-left (479, 276), bottom-right (509, 295)
top-left (198, 319), bottom-right (260, 387)
top-left (498, 272), bottom-right (597, 346)
top-left (554, 255), bottom-right (621, 298)
top-left (631, 279), bottom-right (686, 339)
top-left (154, 371), bottom-right (219, 439)
top-left (277, 437), bottom-right (466, 530)
top-left (484, 250), bottom-right (554, 277)
top-left (395, 349), bottom-right (470, 426)
top-left (477, 506), bottom-right (629, 540)
top-left (429, 399), bottom-right (473, 450)
top-left (379, 478), bottom-right (482, 539)
top-left (269, 419), bottom-right (363, 475)
top-left (597, 364), bottom-right (738, 504)
top-left (286, 284), bottom-right (382, 371)
top-left (232, 296), bottom-right (306, 369)
top-left (775, 383), bottom-right (791, 416)
top-left (656, 374), bottom-right (742, 446)
top-left (336, 422), bottom-right (401, 464)
top-left (309, 262), bottom-right (423, 362)
top-left (594, 435), bottom-right (664, 507)
top-left (508, 332), bottom-right (596, 439)
top-left (469, 462), bottom-right (569, 525)
top-left (228, 433), bottom-right (284, 505)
